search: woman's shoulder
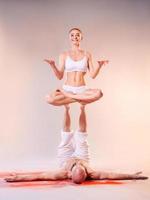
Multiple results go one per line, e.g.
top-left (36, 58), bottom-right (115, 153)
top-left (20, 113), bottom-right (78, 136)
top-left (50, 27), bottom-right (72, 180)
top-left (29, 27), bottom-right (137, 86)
top-left (59, 51), bottom-right (68, 60)
top-left (59, 50), bottom-right (92, 59)
top-left (85, 50), bottom-right (92, 59)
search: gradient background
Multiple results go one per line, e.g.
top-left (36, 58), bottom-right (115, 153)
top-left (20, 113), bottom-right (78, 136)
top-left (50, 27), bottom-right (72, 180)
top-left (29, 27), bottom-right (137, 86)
top-left (0, 0), bottom-right (150, 172)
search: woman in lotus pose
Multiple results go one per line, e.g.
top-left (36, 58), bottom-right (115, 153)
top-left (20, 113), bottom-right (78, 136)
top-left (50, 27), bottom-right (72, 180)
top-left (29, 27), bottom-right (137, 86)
top-left (44, 27), bottom-right (108, 107)
top-left (45, 27), bottom-right (108, 135)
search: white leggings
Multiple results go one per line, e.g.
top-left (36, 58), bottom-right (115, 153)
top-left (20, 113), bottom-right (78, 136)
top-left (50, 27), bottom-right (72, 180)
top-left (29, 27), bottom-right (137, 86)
top-left (57, 130), bottom-right (90, 167)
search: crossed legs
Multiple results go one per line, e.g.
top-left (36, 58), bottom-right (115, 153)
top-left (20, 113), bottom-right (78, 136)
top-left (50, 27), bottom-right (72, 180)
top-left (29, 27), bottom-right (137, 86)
top-left (46, 88), bottom-right (103, 106)
top-left (46, 90), bottom-right (76, 106)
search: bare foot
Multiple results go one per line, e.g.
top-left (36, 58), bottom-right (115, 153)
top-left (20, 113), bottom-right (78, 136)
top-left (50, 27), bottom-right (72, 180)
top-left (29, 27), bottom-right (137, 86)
top-left (80, 103), bottom-right (86, 110)
top-left (76, 99), bottom-right (88, 106)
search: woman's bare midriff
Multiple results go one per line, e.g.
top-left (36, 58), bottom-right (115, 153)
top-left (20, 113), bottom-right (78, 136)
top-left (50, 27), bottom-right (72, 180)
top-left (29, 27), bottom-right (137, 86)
top-left (64, 71), bottom-right (86, 87)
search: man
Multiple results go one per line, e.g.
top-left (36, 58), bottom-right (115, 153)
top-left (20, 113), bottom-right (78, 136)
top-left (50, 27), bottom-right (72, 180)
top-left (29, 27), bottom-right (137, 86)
top-left (5, 105), bottom-right (148, 184)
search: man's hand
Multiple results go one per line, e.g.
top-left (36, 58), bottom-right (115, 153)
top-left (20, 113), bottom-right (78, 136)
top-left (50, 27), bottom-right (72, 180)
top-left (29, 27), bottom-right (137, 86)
top-left (132, 171), bottom-right (148, 180)
top-left (5, 173), bottom-right (18, 182)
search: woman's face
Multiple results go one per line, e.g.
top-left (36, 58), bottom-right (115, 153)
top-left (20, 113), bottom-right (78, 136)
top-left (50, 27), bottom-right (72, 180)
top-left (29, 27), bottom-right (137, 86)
top-left (69, 29), bottom-right (83, 45)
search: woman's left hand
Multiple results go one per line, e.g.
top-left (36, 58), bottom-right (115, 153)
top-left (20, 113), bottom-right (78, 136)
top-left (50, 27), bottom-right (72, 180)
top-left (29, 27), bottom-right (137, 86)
top-left (97, 60), bottom-right (109, 67)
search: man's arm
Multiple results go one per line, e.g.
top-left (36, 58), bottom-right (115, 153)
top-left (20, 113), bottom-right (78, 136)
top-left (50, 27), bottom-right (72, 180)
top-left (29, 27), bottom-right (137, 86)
top-left (89, 170), bottom-right (148, 180)
top-left (5, 170), bottom-right (68, 182)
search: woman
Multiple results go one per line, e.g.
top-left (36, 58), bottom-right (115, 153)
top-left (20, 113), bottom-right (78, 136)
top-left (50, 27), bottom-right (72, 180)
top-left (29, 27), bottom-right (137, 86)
top-left (44, 27), bottom-right (109, 106)
top-left (44, 27), bottom-right (108, 135)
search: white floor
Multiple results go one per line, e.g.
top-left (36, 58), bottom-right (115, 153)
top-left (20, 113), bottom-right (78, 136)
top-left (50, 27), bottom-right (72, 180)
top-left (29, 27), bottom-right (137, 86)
top-left (0, 159), bottom-right (150, 200)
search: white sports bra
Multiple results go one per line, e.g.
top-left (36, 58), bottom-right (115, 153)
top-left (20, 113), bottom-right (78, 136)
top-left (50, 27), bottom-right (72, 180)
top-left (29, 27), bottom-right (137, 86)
top-left (65, 52), bottom-right (88, 72)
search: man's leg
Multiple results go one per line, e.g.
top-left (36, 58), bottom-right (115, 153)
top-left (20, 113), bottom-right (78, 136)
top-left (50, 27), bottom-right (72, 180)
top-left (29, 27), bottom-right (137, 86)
top-left (78, 104), bottom-right (87, 132)
top-left (73, 105), bottom-right (90, 161)
top-left (63, 104), bottom-right (71, 132)
top-left (57, 104), bottom-right (74, 167)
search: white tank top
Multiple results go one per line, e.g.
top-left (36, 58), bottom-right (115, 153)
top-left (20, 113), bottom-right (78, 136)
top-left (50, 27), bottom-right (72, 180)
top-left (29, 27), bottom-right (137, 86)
top-left (65, 52), bottom-right (88, 72)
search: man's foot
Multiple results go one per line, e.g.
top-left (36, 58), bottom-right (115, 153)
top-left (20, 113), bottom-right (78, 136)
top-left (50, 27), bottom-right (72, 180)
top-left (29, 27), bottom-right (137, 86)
top-left (80, 103), bottom-right (86, 110)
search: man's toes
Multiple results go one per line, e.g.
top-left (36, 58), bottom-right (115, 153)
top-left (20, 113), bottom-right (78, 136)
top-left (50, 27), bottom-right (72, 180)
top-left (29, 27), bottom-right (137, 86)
top-left (80, 103), bottom-right (86, 109)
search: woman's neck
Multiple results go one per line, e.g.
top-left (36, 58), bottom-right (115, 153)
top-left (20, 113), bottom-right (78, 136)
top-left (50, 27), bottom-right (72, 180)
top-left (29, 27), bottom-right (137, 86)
top-left (70, 44), bottom-right (81, 52)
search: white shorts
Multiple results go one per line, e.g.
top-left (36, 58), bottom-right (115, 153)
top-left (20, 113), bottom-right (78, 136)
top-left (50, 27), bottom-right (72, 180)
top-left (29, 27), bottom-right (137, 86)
top-left (62, 84), bottom-right (88, 94)
top-left (57, 130), bottom-right (90, 168)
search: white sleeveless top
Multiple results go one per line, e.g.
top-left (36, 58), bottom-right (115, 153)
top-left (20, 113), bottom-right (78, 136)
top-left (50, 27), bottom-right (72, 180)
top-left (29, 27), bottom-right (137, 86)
top-left (65, 52), bottom-right (88, 72)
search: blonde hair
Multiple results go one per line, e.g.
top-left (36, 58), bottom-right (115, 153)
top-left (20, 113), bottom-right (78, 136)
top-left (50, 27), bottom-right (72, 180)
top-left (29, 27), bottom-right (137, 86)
top-left (69, 27), bottom-right (82, 34)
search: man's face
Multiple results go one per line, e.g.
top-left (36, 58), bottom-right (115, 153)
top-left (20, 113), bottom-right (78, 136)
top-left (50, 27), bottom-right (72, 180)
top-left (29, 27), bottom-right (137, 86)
top-left (71, 163), bottom-right (87, 184)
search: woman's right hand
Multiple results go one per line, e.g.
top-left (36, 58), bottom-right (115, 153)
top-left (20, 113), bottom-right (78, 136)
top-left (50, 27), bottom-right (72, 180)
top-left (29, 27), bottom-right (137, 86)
top-left (44, 59), bottom-right (55, 68)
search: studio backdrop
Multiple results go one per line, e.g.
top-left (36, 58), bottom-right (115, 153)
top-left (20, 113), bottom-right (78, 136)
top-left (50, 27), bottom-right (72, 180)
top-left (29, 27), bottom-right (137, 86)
top-left (0, 0), bottom-right (150, 171)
